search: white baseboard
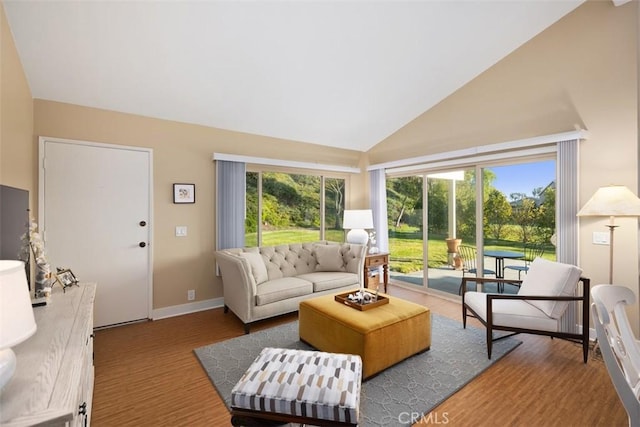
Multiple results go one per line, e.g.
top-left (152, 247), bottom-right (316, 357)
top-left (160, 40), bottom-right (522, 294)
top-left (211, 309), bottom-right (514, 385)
top-left (152, 297), bottom-right (225, 320)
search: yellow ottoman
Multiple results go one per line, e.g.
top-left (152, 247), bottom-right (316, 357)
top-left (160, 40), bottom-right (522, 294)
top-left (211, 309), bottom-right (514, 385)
top-left (299, 292), bottom-right (431, 379)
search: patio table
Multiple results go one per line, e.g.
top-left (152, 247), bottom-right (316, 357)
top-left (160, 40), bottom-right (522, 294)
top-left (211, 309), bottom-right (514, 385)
top-left (484, 250), bottom-right (524, 279)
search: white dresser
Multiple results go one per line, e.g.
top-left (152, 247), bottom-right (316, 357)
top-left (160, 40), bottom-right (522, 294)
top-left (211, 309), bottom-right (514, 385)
top-left (0, 283), bottom-right (96, 427)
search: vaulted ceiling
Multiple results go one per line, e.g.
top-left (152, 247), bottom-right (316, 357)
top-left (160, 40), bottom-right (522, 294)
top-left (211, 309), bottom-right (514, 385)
top-left (4, 1), bottom-right (587, 152)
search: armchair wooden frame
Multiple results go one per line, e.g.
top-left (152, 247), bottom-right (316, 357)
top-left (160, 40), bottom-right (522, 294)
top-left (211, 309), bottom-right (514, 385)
top-left (461, 276), bottom-right (591, 363)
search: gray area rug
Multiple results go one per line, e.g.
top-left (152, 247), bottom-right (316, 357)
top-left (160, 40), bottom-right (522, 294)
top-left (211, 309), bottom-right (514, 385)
top-left (194, 314), bottom-right (521, 426)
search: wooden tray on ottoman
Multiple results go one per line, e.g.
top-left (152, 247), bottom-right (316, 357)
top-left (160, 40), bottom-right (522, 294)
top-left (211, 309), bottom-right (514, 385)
top-left (334, 290), bottom-right (389, 311)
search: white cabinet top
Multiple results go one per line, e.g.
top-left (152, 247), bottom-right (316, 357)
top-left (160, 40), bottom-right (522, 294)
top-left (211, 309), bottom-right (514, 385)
top-left (1, 283), bottom-right (96, 426)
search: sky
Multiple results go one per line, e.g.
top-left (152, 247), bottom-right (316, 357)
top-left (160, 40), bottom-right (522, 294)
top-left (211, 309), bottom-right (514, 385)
top-left (488, 160), bottom-right (555, 198)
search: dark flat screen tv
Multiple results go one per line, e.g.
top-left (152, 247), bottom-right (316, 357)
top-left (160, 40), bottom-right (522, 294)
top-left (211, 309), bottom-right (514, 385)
top-left (0, 185), bottom-right (29, 261)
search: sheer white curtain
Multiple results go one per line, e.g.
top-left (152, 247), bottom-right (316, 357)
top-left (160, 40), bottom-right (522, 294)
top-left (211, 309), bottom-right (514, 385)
top-left (215, 160), bottom-right (246, 250)
top-left (369, 169), bottom-right (389, 253)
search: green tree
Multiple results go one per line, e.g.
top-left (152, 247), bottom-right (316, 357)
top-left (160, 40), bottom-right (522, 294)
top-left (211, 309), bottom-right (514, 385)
top-left (510, 193), bottom-right (538, 243)
top-left (484, 189), bottom-right (512, 240)
top-left (260, 172), bottom-right (321, 229)
top-left (245, 172), bottom-right (259, 233)
top-left (426, 179), bottom-right (448, 234)
top-left (261, 193), bottom-right (291, 228)
top-left (387, 176), bottom-right (422, 228)
top-left (455, 169), bottom-right (497, 240)
top-left (534, 185), bottom-right (556, 243)
top-left (326, 178), bottom-right (345, 229)
top-left (454, 171), bottom-right (476, 239)
top-left (263, 173), bottom-right (302, 206)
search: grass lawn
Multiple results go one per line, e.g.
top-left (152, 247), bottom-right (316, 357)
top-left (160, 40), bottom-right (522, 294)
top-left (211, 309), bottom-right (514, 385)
top-left (245, 229), bottom-right (344, 247)
top-left (245, 227), bottom-right (556, 274)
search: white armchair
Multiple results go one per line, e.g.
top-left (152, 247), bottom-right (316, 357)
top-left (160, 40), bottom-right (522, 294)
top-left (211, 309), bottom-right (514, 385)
top-left (462, 257), bottom-right (590, 362)
top-left (591, 285), bottom-right (640, 426)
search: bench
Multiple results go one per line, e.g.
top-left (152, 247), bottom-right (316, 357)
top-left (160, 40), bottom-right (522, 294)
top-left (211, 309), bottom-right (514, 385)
top-left (299, 293), bottom-right (431, 379)
top-left (231, 347), bottom-right (362, 426)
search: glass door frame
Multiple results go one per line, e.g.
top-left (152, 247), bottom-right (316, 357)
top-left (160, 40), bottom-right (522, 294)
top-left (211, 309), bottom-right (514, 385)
top-left (389, 155), bottom-right (558, 297)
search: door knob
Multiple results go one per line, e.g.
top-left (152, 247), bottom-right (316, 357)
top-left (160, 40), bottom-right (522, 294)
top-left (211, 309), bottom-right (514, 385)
top-left (139, 221), bottom-right (147, 227)
top-left (139, 242), bottom-right (147, 248)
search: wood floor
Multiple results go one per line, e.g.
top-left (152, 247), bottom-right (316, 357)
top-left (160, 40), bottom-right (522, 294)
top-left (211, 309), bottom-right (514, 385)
top-left (92, 284), bottom-right (627, 427)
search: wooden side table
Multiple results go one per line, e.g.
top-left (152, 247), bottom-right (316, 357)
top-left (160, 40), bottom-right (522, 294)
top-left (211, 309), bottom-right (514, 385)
top-left (364, 252), bottom-right (389, 292)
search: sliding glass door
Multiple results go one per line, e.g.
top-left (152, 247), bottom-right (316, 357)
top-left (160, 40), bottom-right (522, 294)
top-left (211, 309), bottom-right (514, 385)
top-left (386, 158), bottom-right (556, 296)
top-left (386, 175), bottom-right (424, 287)
top-left (421, 170), bottom-right (475, 294)
top-left (482, 161), bottom-right (556, 290)
top-left (387, 169), bottom-right (474, 292)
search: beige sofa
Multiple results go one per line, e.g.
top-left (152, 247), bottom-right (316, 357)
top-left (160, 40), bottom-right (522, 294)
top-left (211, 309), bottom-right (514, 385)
top-left (215, 241), bottom-right (366, 333)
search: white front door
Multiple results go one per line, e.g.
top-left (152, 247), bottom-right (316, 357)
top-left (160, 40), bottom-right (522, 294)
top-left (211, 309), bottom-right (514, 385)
top-left (40, 137), bottom-right (152, 327)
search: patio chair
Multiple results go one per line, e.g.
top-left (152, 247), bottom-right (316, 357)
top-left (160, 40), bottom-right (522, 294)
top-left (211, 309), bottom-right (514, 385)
top-left (462, 257), bottom-right (590, 362)
top-left (504, 243), bottom-right (545, 280)
top-left (457, 245), bottom-right (496, 295)
top-left (591, 285), bottom-right (640, 426)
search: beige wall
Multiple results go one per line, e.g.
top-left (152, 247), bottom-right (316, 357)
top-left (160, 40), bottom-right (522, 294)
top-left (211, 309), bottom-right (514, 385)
top-left (33, 100), bottom-right (365, 309)
top-left (0, 3), bottom-right (34, 205)
top-left (370, 1), bottom-right (640, 328)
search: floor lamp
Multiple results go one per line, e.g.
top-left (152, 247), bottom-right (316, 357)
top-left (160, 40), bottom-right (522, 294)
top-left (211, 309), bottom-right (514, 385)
top-left (577, 185), bottom-right (640, 284)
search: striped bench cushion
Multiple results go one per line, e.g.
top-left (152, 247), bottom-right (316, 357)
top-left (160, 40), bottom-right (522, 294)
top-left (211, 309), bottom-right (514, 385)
top-left (231, 347), bottom-right (362, 424)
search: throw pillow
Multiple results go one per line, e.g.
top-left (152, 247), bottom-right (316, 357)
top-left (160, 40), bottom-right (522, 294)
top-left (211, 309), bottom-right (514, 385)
top-left (240, 252), bottom-right (269, 285)
top-left (517, 257), bottom-right (582, 319)
top-left (314, 244), bottom-right (345, 272)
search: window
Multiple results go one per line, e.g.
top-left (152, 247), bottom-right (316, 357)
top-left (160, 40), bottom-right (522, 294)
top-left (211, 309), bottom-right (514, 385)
top-left (245, 171), bottom-right (259, 247)
top-left (245, 169), bottom-right (346, 246)
top-left (325, 177), bottom-right (346, 242)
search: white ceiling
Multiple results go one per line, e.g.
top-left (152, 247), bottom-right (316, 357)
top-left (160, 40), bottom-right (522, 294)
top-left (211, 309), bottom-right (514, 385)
top-left (4, 0), bottom-right (586, 152)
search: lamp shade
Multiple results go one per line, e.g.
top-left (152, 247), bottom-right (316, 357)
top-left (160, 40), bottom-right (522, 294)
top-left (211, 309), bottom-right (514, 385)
top-left (343, 209), bottom-right (374, 230)
top-left (577, 185), bottom-right (640, 217)
top-left (0, 260), bottom-right (37, 349)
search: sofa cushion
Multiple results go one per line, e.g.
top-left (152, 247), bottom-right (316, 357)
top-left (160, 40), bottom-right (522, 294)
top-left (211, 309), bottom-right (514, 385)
top-left (517, 258), bottom-right (582, 319)
top-left (255, 277), bottom-right (313, 306)
top-left (297, 272), bottom-right (359, 292)
top-left (314, 244), bottom-right (345, 272)
top-left (231, 347), bottom-right (361, 425)
top-left (464, 291), bottom-right (559, 332)
top-left (342, 244), bottom-right (365, 274)
top-left (261, 244), bottom-right (316, 279)
top-left (240, 252), bottom-right (268, 285)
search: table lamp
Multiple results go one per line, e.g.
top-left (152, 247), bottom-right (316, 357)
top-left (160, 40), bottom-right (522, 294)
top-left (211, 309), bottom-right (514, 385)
top-left (0, 260), bottom-right (37, 389)
top-left (343, 209), bottom-right (374, 245)
top-left (577, 185), bottom-right (640, 284)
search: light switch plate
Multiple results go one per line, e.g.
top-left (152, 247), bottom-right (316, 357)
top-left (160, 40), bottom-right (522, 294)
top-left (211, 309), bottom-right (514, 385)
top-left (593, 231), bottom-right (609, 245)
top-left (175, 226), bottom-right (188, 237)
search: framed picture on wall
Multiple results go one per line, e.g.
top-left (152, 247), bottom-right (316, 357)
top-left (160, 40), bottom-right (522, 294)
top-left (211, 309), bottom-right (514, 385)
top-left (173, 183), bottom-right (195, 204)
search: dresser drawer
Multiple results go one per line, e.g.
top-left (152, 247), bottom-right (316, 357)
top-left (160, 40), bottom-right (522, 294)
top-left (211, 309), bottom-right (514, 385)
top-left (366, 255), bottom-right (387, 267)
